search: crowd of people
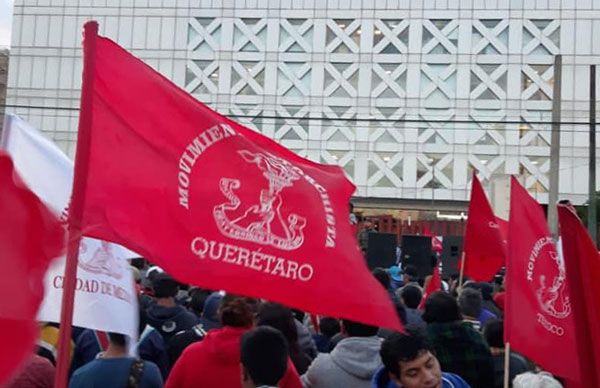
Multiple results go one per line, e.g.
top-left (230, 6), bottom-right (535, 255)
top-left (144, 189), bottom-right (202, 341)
top-left (4, 254), bottom-right (566, 388)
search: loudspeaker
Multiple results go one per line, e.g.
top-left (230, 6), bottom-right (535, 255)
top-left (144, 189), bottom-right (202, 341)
top-left (441, 236), bottom-right (463, 277)
top-left (366, 233), bottom-right (397, 270)
top-left (401, 235), bottom-right (433, 278)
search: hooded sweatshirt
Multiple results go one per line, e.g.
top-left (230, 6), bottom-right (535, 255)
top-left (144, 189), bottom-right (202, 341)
top-left (146, 304), bottom-right (199, 340)
top-left (166, 326), bottom-right (302, 388)
top-left (301, 336), bottom-right (382, 388)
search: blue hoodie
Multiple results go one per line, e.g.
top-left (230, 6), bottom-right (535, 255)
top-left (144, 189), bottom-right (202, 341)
top-left (372, 366), bottom-right (471, 388)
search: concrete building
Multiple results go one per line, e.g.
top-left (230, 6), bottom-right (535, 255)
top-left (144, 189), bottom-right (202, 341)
top-left (0, 49), bottom-right (8, 129)
top-left (5, 0), bottom-right (600, 207)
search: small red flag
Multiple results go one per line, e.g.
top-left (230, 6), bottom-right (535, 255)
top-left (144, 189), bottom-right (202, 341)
top-left (505, 177), bottom-right (578, 382)
top-left (461, 173), bottom-right (506, 281)
top-left (418, 262), bottom-right (441, 310)
top-left (74, 28), bottom-right (401, 330)
top-left (422, 226), bottom-right (443, 253)
top-left (558, 203), bottom-right (600, 386)
top-left (0, 152), bottom-right (64, 384)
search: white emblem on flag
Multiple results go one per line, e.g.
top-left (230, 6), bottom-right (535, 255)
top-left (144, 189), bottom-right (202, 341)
top-left (536, 250), bottom-right (571, 319)
top-left (213, 150), bottom-right (307, 250)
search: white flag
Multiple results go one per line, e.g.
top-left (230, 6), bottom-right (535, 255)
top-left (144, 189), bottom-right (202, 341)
top-left (1, 114), bottom-right (139, 341)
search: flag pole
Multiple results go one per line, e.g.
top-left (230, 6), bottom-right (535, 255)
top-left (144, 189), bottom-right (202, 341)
top-left (458, 251), bottom-right (466, 288)
top-left (503, 342), bottom-right (510, 388)
top-left (53, 21), bottom-right (98, 388)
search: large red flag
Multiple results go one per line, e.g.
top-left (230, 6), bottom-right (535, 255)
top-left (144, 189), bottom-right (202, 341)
top-left (505, 177), bottom-right (578, 382)
top-left (461, 173), bottom-right (506, 281)
top-left (0, 152), bottom-right (64, 384)
top-left (557, 203), bottom-right (600, 386)
top-left (72, 23), bottom-right (400, 331)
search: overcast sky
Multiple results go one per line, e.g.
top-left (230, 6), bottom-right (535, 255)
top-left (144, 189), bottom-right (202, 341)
top-left (0, 0), bottom-right (14, 47)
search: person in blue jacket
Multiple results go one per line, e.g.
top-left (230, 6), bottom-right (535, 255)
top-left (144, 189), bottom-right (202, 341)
top-left (372, 331), bottom-right (471, 388)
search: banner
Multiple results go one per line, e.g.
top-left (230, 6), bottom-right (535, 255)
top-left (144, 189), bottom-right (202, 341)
top-left (505, 177), bottom-right (578, 382)
top-left (71, 26), bottom-right (400, 330)
top-left (0, 151), bottom-right (64, 385)
top-left (1, 114), bottom-right (138, 340)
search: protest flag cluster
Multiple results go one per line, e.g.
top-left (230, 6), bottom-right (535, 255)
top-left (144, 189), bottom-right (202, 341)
top-left (4, 20), bottom-right (600, 388)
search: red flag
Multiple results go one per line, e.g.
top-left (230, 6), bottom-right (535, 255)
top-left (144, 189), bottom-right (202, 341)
top-left (505, 177), bottom-right (579, 381)
top-left (418, 262), bottom-right (441, 310)
top-left (557, 203), bottom-right (600, 386)
top-left (422, 226), bottom-right (443, 253)
top-left (73, 25), bottom-right (400, 330)
top-left (461, 173), bottom-right (506, 281)
top-left (496, 216), bottom-right (508, 245)
top-left (0, 152), bottom-right (64, 384)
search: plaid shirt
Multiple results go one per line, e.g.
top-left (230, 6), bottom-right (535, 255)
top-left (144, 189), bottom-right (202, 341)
top-left (427, 322), bottom-right (495, 388)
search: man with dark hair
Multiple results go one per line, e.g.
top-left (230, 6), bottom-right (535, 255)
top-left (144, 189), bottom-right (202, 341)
top-left (240, 326), bottom-right (290, 388)
top-left (373, 331), bottom-right (470, 388)
top-left (402, 265), bottom-right (419, 288)
top-left (69, 333), bottom-right (163, 388)
top-left (400, 285), bottom-right (426, 333)
top-left (458, 288), bottom-right (484, 331)
top-left (423, 292), bottom-right (494, 388)
top-left (482, 319), bottom-right (531, 388)
top-left (301, 320), bottom-right (382, 387)
top-left (146, 273), bottom-right (199, 340)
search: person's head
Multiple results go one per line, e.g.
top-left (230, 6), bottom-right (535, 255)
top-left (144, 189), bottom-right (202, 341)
top-left (218, 294), bottom-right (256, 328)
top-left (189, 288), bottom-right (211, 317)
top-left (403, 265), bottom-right (418, 284)
top-left (240, 326), bottom-right (289, 388)
top-left (513, 372), bottom-right (563, 388)
top-left (458, 287), bottom-right (483, 319)
top-left (373, 268), bottom-right (391, 290)
top-left (380, 331), bottom-right (442, 388)
top-left (364, 219), bottom-right (373, 229)
top-left (319, 317), bottom-right (341, 339)
top-left (341, 319), bottom-right (379, 337)
top-left (401, 285), bottom-right (423, 309)
top-left (483, 319), bottom-right (504, 349)
top-left (422, 291), bottom-right (461, 324)
top-left (152, 273), bottom-right (179, 299)
top-left (257, 303), bottom-right (299, 350)
top-left (108, 332), bottom-right (128, 348)
top-left (479, 282), bottom-right (495, 301)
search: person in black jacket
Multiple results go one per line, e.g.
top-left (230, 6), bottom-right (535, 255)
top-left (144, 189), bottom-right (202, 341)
top-left (145, 273), bottom-right (199, 340)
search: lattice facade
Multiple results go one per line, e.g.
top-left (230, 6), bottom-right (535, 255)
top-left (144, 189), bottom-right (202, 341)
top-left (6, 0), bottom-right (600, 205)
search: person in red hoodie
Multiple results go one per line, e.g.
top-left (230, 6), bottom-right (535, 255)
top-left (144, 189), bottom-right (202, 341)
top-left (166, 294), bottom-right (302, 388)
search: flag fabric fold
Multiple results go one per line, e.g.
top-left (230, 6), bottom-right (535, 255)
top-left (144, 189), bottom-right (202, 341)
top-left (73, 27), bottom-right (401, 330)
top-left (557, 203), bottom-right (600, 386)
top-left (505, 177), bottom-right (579, 382)
top-left (1, 114), bottom-right (139, 341)
top-left (461, 173), bottom-right (506, 281)
top-left (0, 151), bottom-right (65, 385)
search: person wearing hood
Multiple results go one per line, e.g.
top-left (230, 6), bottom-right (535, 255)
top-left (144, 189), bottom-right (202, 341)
top-left (301, 319), bottom-right (383, 388)
top-left (372, 331), bottom-right (470, 388)
top-left (146, 274), bottom-right (199, 340)
top-left (166, 295), bottom-right (302, 388)
top-left (166, 292), bottom-right (224, 366)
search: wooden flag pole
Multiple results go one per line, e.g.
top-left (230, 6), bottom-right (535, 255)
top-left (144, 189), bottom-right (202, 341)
top-left (503, 342), bottom-right (511, 388)
top-left (53, 21), bottom-right (98, 388)
top-left (458, 251), bottom-right (466, 289)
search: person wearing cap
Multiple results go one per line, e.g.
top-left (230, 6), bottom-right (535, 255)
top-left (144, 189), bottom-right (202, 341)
top-left (389, 266), bottom-right (403, 290)
top-left (146, 273), bottom-right (199, 340)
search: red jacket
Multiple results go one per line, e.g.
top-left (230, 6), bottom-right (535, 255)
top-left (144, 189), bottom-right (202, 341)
top-left (166, 326), bottom-right (302, 388)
